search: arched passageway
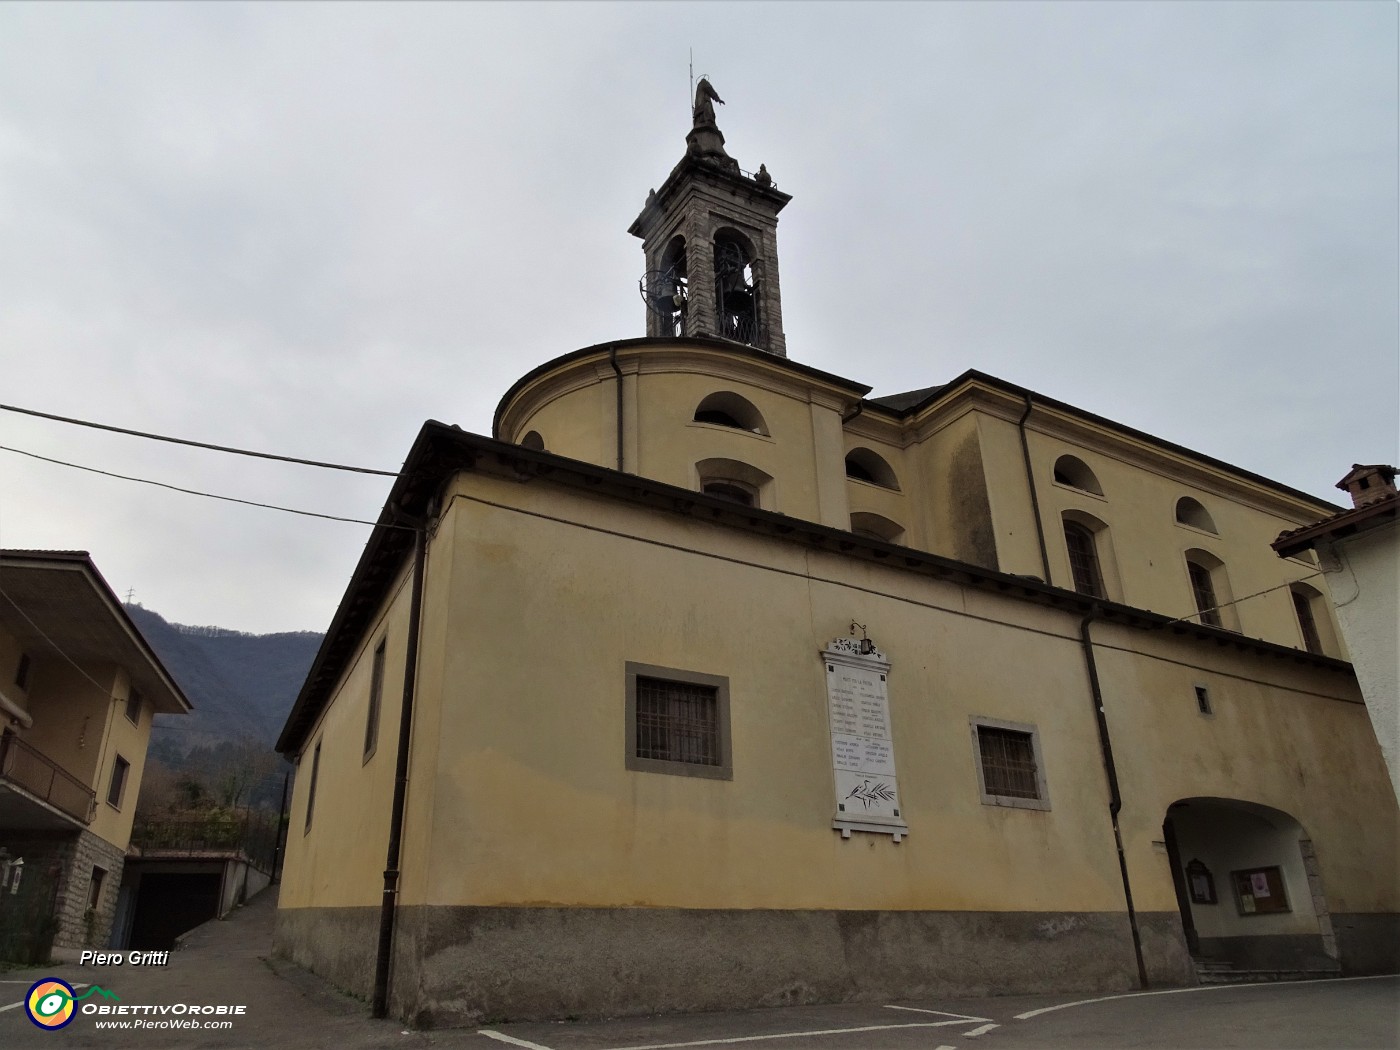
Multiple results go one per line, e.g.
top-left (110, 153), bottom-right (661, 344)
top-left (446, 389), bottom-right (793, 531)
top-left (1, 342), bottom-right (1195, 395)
top-left (1163, 798), bottom-right (1338, 974)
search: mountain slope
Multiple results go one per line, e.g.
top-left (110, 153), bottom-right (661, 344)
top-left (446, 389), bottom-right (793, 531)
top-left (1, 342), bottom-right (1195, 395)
top-left (124, 604), bottom-right (321, 759)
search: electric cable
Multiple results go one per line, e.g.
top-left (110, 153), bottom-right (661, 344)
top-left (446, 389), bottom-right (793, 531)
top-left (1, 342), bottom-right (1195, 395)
top-left (0, 444), bottom-right (414, 530)
top-left (0, 402), bottom-right (400, 477)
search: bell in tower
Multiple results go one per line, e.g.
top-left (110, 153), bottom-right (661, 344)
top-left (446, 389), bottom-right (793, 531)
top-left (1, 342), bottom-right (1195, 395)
top-left (630, 79), bottom-right (792, 357)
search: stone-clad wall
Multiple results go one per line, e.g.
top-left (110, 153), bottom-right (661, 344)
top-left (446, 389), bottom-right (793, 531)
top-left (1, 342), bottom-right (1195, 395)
top-left (7, 828), bottom-right (128, 952)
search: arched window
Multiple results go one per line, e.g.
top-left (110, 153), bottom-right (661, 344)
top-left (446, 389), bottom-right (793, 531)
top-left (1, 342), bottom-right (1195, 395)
top-left (713, 228), bottom-right (762, 347)
top-left (1290, 584), bottom-right (1326, 655)
top-left (693, 391), bottom-right (769, 435)
top-left (520, 430), bottom-right (545, 452)
top-left (1053, 455), bottom-right (1104, 496)
top-left (1063, 520), bottom-right (1105, 599)
top-left (642, 235), bottom-right (689, 337)
top-left (696, 458), bottom-right (774, 510)
top-left (850, 512), bottom-right (905, 545)
top-left (844, 448), bottom-right (900, 490)
top-left (1175, 497), bottom-right (1217, 534)
top-left (1184, 550), bottom-right (1236, 630)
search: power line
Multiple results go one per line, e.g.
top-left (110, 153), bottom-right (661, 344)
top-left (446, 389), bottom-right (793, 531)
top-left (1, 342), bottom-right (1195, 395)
top-left (0, 444), bottom-right (414, 530)
top-left (0, 402), bottom-right (400, 477)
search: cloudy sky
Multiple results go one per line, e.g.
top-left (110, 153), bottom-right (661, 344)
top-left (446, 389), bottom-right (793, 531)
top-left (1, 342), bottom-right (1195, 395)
top-left (1, 2), bottom-right (1395, 634)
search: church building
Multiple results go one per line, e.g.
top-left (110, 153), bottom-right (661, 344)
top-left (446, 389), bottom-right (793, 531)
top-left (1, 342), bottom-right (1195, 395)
top-left (273, 83), bottom-right (1399, 1027)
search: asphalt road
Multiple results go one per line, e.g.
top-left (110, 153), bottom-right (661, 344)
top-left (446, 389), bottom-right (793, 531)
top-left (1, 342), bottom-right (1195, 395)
top-left (1, 888), bottom-right (1395, 1049)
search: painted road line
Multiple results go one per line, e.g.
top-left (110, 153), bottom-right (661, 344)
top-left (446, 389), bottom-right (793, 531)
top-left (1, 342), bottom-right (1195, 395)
top-left (0, 982), bottom-right (88, 1015)
top-left (602, 1020), bottom-right (986, 1049)
top-left (1014, 973), bottom-right (1399, 1020)
top-left (884, 1005), bottom-right (992, 1021)
top-left (964, 1022), bottom-right (999, 1037)
top-left (478, 1030), bottom-right (558, 1050)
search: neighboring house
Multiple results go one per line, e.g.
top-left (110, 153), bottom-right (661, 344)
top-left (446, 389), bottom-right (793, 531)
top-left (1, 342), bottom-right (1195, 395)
top-left (274, 88), bottom-right (1399, 1026)
top-left (1273, 464), bottom-right (1400, 798)
top-left (0, 550), bottom-right (192, 960)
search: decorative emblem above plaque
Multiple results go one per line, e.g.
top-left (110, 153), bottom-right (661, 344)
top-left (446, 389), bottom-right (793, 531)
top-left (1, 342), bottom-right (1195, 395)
top-left (822, 637), bottom-right (906, 842)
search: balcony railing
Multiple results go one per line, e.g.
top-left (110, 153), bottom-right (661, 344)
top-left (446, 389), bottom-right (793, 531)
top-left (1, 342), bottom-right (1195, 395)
top-left (0, 731), bottom-right (96, 824)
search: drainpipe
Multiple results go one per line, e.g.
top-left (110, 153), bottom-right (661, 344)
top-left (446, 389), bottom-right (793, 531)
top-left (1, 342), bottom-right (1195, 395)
top-left (608, 345), bottom-right (624, 472)
top-left (371, 518), bottom-right (427, 1019)
top-left (1017, 394), bottom-right (1052, 584)
top-left (1080, 607), bottom-right (1149, 989)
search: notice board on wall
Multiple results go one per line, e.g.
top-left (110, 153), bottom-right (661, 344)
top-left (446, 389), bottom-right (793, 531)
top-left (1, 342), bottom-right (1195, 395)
top-left (823, 637), bottom-right (908, 842)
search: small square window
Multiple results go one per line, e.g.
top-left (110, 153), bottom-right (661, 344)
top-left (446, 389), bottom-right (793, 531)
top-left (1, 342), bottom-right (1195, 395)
top-left (625, 663), bottom-right (732, 780)
top-left (125, 688), bottom-right (144, 726)
top-left (107, 755), bottom-right (130, 809)
top-left (1194, 685), bottom-right (1213, 715)
top-left (970, 717), bottom-right (1049, 811)
top-left (15, 652), bottom-right (31, 691)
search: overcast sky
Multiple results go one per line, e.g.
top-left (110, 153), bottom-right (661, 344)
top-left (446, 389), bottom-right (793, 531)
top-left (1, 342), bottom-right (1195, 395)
top-left (1, 2), bottom-right (1395, 635)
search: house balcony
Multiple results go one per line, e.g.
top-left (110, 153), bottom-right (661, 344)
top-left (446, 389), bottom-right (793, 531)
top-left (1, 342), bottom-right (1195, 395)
top-left (0, 729), bottom-right (96, 830)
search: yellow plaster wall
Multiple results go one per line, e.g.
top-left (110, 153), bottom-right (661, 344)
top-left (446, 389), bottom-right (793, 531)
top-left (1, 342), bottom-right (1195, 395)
top-left (88, 667), bottom-right (153, 850)
top-left (413, 473), bottom-right (1135, 913)
top-left (1086, 625), bottom-right (1393, 916)
top-left (19, 660), bottom-right (116, 791)
top-left (278, 559), bottom-right (419, 910)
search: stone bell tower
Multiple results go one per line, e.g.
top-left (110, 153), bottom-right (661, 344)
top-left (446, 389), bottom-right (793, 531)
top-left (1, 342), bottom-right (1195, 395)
top-left (629, 79), bottom-right (792, 357)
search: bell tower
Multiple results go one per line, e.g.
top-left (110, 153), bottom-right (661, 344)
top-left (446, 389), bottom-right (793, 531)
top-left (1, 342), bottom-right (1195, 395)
top-left (629, 79), bottom-right (792, 357)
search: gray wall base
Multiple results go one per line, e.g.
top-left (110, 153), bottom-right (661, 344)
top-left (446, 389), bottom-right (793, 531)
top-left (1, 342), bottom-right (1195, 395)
top-left (1332, 913), bottom-right (1400, 975)
top-left (280, 905), bottom-right (1154, 1027)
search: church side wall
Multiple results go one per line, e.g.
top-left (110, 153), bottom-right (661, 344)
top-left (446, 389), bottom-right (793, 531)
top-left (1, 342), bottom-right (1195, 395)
top-left (273, 546), bottom-right (428, 1000)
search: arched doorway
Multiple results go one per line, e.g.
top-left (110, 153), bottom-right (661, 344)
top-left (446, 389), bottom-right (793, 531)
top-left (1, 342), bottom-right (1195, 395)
top-left (1163, 798), bottom-right (1339, 974)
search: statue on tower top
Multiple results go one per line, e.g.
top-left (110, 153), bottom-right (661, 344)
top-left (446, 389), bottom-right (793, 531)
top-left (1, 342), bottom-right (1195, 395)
top-left (693, 78), bottom-right (725, 127)
top-left (685, 77), bottom-right (738, 172)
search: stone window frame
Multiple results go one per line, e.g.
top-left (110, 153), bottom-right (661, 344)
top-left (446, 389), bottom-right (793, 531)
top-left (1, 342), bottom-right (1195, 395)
top-left (968, 716), bottom-right (1051, 812)
top-left (624, 662), bottom-right (732, 781)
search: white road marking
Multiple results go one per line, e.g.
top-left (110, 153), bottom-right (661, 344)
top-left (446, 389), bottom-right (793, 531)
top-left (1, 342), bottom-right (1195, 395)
top-left (0, 982), bottom-right (88, 1015)
top-left (1014, 973), bottom-right (1399, 1020)
top-left (964, 1022), bottom-right (999, 1037)
top-left (600, 1021), bottom-right (985, 1049)
top-left (478, 1031), bottom-right (558, 1050)
top-left (884, 1004), bottom-right (992, 1021)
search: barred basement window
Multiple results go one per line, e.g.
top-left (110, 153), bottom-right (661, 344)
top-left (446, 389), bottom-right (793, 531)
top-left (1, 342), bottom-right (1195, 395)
top-left (970, 717), bottom-right (1049, 811)
top-left (625, 662), bottom-right (732, 780)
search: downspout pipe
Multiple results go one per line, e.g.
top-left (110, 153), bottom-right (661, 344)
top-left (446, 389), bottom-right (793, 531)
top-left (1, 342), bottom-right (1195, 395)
top-left (1018, 394), bottom-right (1052, 584)
top-left (1080, 607), bottom-right (1149, 989)
top-left (609, 345), bottom-right (624, 472)
top-left (371, 518), bottom-right (428, 1019)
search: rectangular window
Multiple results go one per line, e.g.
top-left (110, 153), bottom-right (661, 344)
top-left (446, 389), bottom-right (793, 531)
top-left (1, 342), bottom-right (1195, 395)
top-left (87, 867), bottom-right (106, 912)
top-left (364, 639), bottom-right (386, 760)
top-left (304, 739), bottom-right (322, 833)
top-left (107, 755), bottom-right (130, 809)
top-left (1292, 591), bottom-right (1323, 655)
top-left (1188, 562), bottom-right (1222, 627)
top-left (970, 717), bottom-right (1049, 811)
top-left (15, 652), bottom-right (31, 691)
top-left (625, 662), bottom-right (731, 780)
top-left (125, 688), bottom-right (144, 726)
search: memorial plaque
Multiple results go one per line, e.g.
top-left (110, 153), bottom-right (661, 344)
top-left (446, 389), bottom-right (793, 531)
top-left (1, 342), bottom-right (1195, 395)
top-left (823, 638), bottom-right (906, 838)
